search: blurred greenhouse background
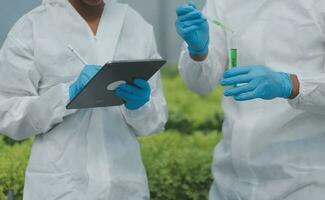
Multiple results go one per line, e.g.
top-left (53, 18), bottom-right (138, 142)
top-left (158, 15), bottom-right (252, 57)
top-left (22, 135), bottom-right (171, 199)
top-left (0, 1), bottom-right (224, 200)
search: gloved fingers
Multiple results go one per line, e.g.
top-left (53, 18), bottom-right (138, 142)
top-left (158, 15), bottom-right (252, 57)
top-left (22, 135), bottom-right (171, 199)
top-left (234, 90), bottom-right (258, 101)
top-left (176, 20), bottom-right (203, 36)
top-left (176, 4), bottom-right (195, 16)
top-left (134, 79), bottom-right (150, 90)
top-left (118, 83), bottom-right (145, 97)
top-left (220, 74), bottom-right (253, 86)
top-left (188, 2), bottom-right (197, 9)
top-left (176, 25), bottom-right (185, 37)
top-left (181, 25), bottom-right (202, 35)
top-left (80, 71), bottom-right (96, 82)
top-left (70, 65), bottom-right (102, 100)
top-left (82, 65), bottom-right (101, 79)
top-left (84, 65), bottom-right (102, 74)
top-left (115, 89), bottom-right (135, 101)
top-left (79, 72), bottom-right (96, 84)
top-left (79, 78), bottom-right (90, 88)
top-left (180, 19), bottom-right (207, 28)
top-left (88, 68), bottom-right (100, 78)
top-left (86, 64), bottom-right (102, 70)
top-left (178, 10), bottom-right (204, 22)
top-left (224, 83), bottom-right (256, 97)
top-left (223, 67), bottom-right (252, 78)
top-left (115, 89), bottom-right (146, 102)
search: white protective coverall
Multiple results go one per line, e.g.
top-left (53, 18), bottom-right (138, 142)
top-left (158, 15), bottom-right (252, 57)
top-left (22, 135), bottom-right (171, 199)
top-left (0, 0), bottom-right (168, 199)
top-left (179, 0), bottom-right (325, 199)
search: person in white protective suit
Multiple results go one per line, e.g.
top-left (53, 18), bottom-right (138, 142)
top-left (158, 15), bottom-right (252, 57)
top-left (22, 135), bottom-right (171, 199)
top-left (176, 0), bottom-right (325, 199)
top-left (0, 0), bottom-right (168, 199)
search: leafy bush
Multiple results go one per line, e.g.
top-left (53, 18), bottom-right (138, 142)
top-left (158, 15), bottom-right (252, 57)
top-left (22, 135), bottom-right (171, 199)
top-left (0, 137), bottom-right (32, 200)
top-left (0, 131), bottom-right (222, 200)
top-left (166, 112), bottom-right (224, 135)
top-left (162, 68), bottom-right (224, 133)
top-left (140, 131), bottom-right (222, 200)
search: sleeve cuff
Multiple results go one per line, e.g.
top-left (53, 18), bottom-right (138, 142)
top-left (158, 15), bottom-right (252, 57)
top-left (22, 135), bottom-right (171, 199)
top-left (179, 49), bottom-right (214, 79)
top-left (120, 102), bottom-right (151, 120)
top-left (60, 83), bottom-right (78, 116)
top-left (288, 77), bottom-right (318, 109)
top-left (178, 46), bottom-right (223, 95)
top-left (182, 48), bottom-right (213, 65)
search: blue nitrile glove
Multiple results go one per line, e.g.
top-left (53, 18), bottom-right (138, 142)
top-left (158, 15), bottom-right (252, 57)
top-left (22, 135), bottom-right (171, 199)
top-left (69, 65), bottom-right (101, 100)
top-left (220, 65), bottom-right (293, 101)
top-left (115, 79), bottom-right (151, 110)
top-left (176, 3), bottom-right (209, 56)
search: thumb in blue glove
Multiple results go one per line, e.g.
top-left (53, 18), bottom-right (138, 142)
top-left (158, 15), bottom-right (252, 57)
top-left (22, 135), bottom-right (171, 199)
top-left (175, 3), bottom-right (209, 56)
top-left (69, 65), bottom-right (101, 100)
top-left (220, 65), bottom-right (293, 101)
top-left (115, 79), bottom-right (151, 110)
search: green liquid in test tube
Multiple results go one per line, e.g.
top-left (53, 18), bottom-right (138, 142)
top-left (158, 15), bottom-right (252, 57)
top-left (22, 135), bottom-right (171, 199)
top-left (230, 37), bottom-right (238, 87)
top-left (231, 48), bottom-right (237, 69)
top-left (231, 48), bottom-right (238, 87)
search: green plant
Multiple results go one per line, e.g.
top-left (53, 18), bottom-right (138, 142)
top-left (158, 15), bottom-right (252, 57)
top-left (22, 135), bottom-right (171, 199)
top-left (0, 131), bottom-right (222, 200)
top-left (162, 68), bottom-right (224, 133)
top-left (140, 131), bottom-right (222, 200)
top-left (0, 136), bottom-right (32, 200)
top-left (2, 137), bottom-right (26, 146)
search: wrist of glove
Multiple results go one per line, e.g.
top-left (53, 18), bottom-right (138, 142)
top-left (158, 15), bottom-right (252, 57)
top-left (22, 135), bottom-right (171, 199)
top-left (220, 65), bottom-right (293, 101)
top-left (188, 38), bottom-right (209, 56)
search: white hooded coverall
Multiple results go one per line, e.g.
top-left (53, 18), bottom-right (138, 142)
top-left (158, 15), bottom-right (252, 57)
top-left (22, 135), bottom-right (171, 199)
top-left (0, 0), bottom-right (167, 199)
top-left (179, 0), bottom-right (325, 199)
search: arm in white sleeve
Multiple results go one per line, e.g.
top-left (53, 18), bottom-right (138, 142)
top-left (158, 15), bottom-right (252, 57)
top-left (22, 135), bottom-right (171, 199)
top-left (288, 75), bottom-right (325, 114)
top-left (120, 28), bottom-right (168, 136)
top-left (288, 3), bottom-right (325, 114)
top-left (178, 0), bottom-right (228, 95)
top-left (0, 36), bottom-right (76, 141)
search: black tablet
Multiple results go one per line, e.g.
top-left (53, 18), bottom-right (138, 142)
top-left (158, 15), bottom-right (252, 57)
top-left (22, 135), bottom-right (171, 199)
top-left (66, 59), bottom-right (166, 109)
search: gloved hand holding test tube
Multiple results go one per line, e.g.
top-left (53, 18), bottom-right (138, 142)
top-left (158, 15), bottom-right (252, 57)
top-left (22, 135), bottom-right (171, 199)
top-left (186, 1), bottom-right (237, 65)
top-left (177, 1), bottom-right (237, 75)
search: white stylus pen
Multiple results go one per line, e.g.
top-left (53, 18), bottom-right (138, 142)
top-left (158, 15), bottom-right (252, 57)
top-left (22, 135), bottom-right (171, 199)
top-left (67, 44), bottom-right (88, 65)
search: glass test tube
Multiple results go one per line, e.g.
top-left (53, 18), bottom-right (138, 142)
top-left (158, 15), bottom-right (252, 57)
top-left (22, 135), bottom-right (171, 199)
top-left (230, 48), bottom-right (238, 69)
top-left (230, 36), bottom-right (238, 87)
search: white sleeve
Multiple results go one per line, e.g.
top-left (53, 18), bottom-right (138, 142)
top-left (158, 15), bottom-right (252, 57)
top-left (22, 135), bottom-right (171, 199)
top-left (288, 75), bottom-right (325, 114)
top-left (0, 36), bottom-right (76, 141)
top-left (120, 28), bottom-right (168, 136)
top-left (178, 0), bottom-right (228, 96)
top-left (314, 1), bottom-right (325, 35)
top-left (288, 2), bottom-right (325, 114)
